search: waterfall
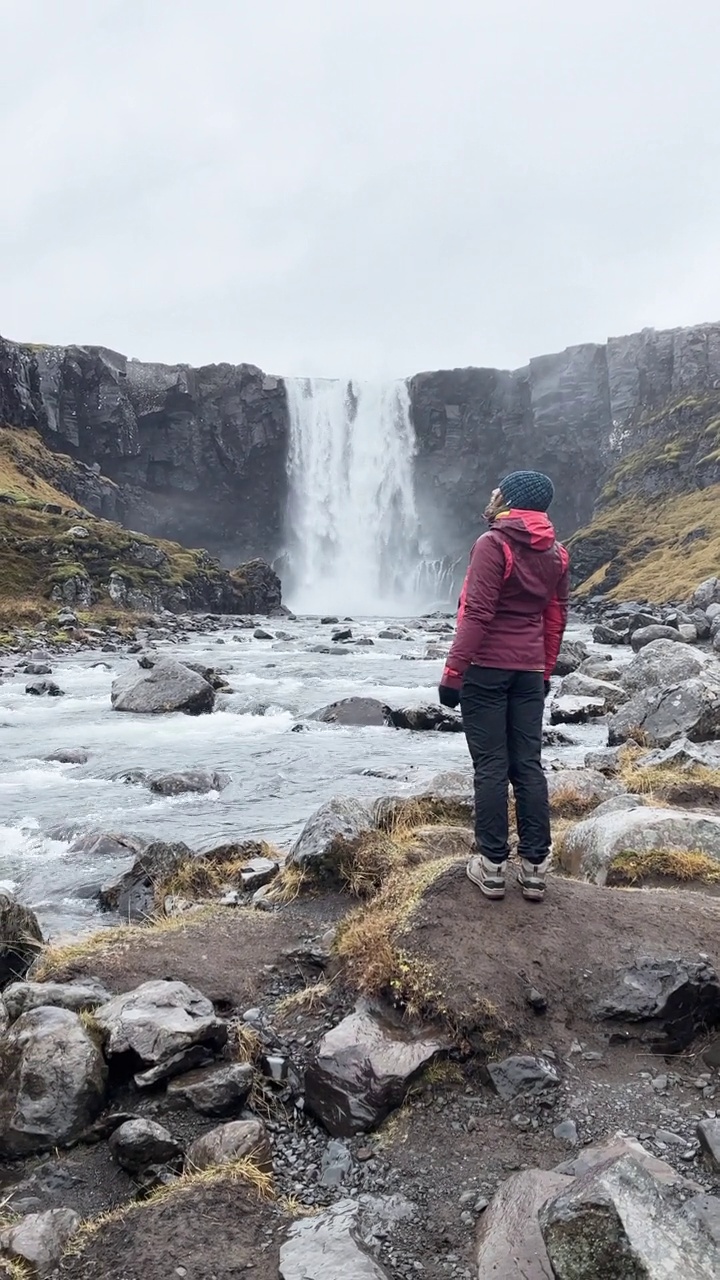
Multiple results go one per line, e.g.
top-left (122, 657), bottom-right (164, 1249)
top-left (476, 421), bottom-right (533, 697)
top-left (283, 377), bottom-right (435, 615)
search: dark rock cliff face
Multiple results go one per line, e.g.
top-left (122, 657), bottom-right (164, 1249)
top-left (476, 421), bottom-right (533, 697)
top-left (0, 337), bottom-right (288, 565)
top-left (409, 322), bottom-right (720, 560)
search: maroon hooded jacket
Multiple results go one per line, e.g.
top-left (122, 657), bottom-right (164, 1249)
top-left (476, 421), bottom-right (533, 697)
top-left (441, 509), bottom-right (570, 690)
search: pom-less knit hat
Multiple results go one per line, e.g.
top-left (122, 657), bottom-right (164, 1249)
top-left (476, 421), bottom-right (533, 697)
top-left (499, 470), bottom-right (554, 512)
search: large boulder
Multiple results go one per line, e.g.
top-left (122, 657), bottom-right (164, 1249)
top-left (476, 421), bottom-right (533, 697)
top-left (111, 657), bottom-right (215, 715)
top-left (0, 1207), bottom-right (80, 1278)
top-left (607, 676), bottom-right (720, 747)
top-left (94, 980), bottom-right (227, 1075)
top-left (185, 1119), bottom-right (272, 1174)
top-left (619, 639), bottom-right (711, 693)
top-left (539, 1151), bottom-right (718, 1277)
top-left (552, 640), bottom-right (588, 677)
top-left (310, 698), bottom-right (393, 727)
top-left (630, 623), bottom-right (689, 652)
top-left (304, 1009), bottom-right (445, 1137)
top-left (279, 1198), bottom-right (394, 1279)
top-left (98, 840), bottom-right (195, 920)
top-left (559, 802), bottom-right (720, 885)
top-left (558, 672), bottom-right (628, 712)
top-left (165, 1062), bottom-right (253, 1116)
top-left (594, 957), bottom-right (720, 1047)
top-left (691, 576), bottom-right (720, 610)
top-left (0, 1007), bottom-right (107, 1157)
top-left (2, 978), bottom-right (111, 1023)
top-left (288, 798), bottom-right (375, 877)
top-left (475, 1169), bottom-right (572, 1278)
top-left (0, 895), bottom-right (43, 990)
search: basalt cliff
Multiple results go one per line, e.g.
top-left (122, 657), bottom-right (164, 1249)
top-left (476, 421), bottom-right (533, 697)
top-left (2, 322), bottom-right (720, 603)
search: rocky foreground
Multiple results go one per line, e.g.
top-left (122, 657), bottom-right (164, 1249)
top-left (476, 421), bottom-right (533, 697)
top-left (2, 589), bottom-right (720, 1276)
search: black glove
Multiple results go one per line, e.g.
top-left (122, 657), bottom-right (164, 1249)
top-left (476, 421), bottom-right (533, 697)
top-left (544, 679), bottom-right (552, 698)
top-left (439, 684), bottom-right (461, 710)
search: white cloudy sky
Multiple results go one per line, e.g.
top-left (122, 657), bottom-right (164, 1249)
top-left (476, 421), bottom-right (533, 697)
top-left (1, 0), bottom-right (719, 377)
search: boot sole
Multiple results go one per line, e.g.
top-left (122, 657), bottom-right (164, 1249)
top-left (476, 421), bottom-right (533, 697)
top-left (519, 880), bottom-right (546, 902)
top-left (467, 864), bottom-right (506, 899)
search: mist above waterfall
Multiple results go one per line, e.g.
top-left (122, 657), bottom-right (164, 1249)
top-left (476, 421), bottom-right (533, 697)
top-left (283, 377), bottom-right (441, 615)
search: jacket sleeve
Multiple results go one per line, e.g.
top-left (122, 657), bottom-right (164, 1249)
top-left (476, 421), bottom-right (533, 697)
top-left (441, 533), bottom-right (506, 690)
top-left (543, 548), bottom-right (570, 679)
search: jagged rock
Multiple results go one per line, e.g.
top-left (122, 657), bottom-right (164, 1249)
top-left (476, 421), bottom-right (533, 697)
top-left (592, 623), bottom-right (628, 645)
top-left (620, 639), bottom-right (711, 693)
top-left (552, 1135), bottom-right (699, 1185)
top-left (692, 577), bottom-right (720, 610)
top-left (98, 840), bottom-right (194, 920)
top-left (111, 657), bottom-right (215, 715)
top-left (109, 1118), bottom-right (183, 1174)
top-left (697, 1118), bottom-right (720, 1170)
top-left (0, 1007), bottom-right (107, 1157)
top-left (94, 980), bottom-right (227, 1071)
top-left (45, 747), bottom-right (89, 764)
top-left (550, 695), bottom-right (605, 724)
top-left (638, 738), bottom-right (720, 770)
top-left (559, 802), bottom-right (720, 884)
top-left (607, 676), bottom-right (720, 747)
top-left (0, 1207), bottom-right (80, 1278)
top-left (147, 769), bottom-right (231, 796)
top-left (25, 680), bottom-right (64, 697)
top-left (2, 979), bottom-right (111, 1023)
top-left (691, 609), bottom-right (712, 640)
top-left (487, 1054), bottom-right (560, 1101)
top-left (540, 1151), bottom-right (718, 1278)
top-left (288, 798), bottom-right (375, 876)
top-left (631, 623), bottom-right (689, 652)
top-left (584, 746), bottom-right (624, 775)
top-left (0, 895), bottom-right (43, 990)
top-left (239, 857), bottom-right (279, 891)
top-left (546, 769), bottom-right (623, 811)
top-left (165, 1062), bottom-right (253, 1115)
top-left (279, 1198), bottom-right (392, 1279)
top-left (24, 662), bottom-right (52, 676)
top-left (552, 640), bottom-right (588, 676)
top-left (134, 1044), bottom-right (214, 1088)
top-left (594, 957), bottom-right (720, 1049)
top-left (320, 1139), bottom-right (354, 1187)
top-left (311, 698), bottom-right (393, 727)
top-left (475, 1169), bottom-right (572, 1279)
top-left (304, 1009), bottom-right (445, 1137)
top-left (559, 672), bottom-right (628, 712)
top-left (185, 1119), bottom-right (272, 1173)
top-left (254, 627), bottom-right (274, 640)
top-left (389, 705), bottom-right (463, 732)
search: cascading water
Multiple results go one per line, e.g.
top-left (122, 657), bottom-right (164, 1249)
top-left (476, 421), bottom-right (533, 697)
top-left (284, 377), bottom-right (437, 614)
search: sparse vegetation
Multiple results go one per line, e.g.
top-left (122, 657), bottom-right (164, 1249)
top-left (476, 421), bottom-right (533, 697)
top-left (33, 907), bottom-right (220, 981)
top-left (617, 747), bottom-right (720, 806)
top-left (607, 848), bottom-right (720, 887)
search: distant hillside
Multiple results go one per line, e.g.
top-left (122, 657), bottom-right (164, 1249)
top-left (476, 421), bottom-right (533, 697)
top-left (570, 392), bottom-right (720, 602)
top-left (0, 426), bottom-right (281, 626)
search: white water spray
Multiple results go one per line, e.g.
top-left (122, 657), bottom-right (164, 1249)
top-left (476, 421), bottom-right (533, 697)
top-left (284, 378), bottom-right (429, 615)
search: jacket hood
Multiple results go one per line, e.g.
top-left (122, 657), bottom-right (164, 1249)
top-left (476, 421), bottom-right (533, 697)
top-left (493, 509), bottom-right (557, 551)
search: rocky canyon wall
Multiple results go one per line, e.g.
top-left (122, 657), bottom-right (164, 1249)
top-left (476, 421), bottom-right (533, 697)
top-left (2, 323), bottom-right (720, 574)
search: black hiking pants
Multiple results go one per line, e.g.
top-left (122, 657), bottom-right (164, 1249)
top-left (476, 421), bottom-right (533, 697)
top-left (460, 666), bottom-right (550, 866)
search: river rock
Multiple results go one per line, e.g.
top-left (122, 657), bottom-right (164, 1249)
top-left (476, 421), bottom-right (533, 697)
top-left (559, 802), bottom-right (720, 884)
top-left (23, 662), bottom-right (52, 676)
top-left (559, 672), bottom-right (628, 712)
top-left (0, 1207), bottom-right (80, 1278)
top-left (109, 1118), bottom-right (183, 1174)
top-left (165, 1061), bottom-right (253, 1115)
top-left (111, 657), bottom-right (215, 715)
top-left (94, 980), bottom-right (227, 1072)
top-left (98, 840), bottom-right (194, 919)
top-left (552, 640), bottom-right (588, 677)
top-left (607, 676), bottom-right (720, 747)
top-left (25, 680), bottom-right (64, 697)
top-left (311, 697), bottom-right (393, 727)
top-left (691, 576), bottom-right (720, 610)
top-left (475, 1169), bottom-right (572, 1279)
top-left (620, 639), bottom-right (710, 693)
top-left (0, 1007), bottom-right (107, 1157)
top-left (389, 704), bottom-right (463, 732)
top-left (592, 623), bottom-right (628, 646)
top-left (630, 623), bottom-right (689, 652)
top-left (147, 769), bottom-right (231, 796)
top-left (487, 1054), bottom-right (560, 1101)
top-left (185, 1118), bottom-right (272, 1173)
top-left (539, 1151), bottom-right (718, 1278)
top-left (288, 797), bottom-right (375, 876)
top-left (550, 695), bottom-right (605, 725)
top-left (2, 978), bottom-right (111, 1023)
top-left (45, 747), bottom-right (89, 764)
top-left (304, 1009), bottom-right (445, 1137)
top-left (279, 1198), bottom-right (392, 1279)
top-left (0, 895), bottom-right (43, 990)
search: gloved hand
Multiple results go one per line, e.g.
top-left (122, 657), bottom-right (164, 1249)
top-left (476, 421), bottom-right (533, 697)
top-left (438, 684), bottom-right (461, 710)
top-left (544, 679), bottom-right (552, 698)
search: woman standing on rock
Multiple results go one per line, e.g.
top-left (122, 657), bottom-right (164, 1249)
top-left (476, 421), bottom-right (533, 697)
top-left (438, 471), bottom-right (569, 902)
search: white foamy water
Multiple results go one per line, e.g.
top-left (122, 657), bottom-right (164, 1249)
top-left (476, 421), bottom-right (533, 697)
top-left (0, 618), bottom-right (607, 938)
top-left (284, 378), bottom-right (430, 615)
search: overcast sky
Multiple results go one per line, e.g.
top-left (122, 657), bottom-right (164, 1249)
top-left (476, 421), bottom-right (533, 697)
top-left (2, 0), bottom-right (719, 378)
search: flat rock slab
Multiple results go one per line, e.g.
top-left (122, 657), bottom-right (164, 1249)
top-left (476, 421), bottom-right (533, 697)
top-left (550, 695), bottom-right (605, 725)
top-left (475, 1169), bottom-right (572, 1279)
top-left (280, 1198), bottom-right (391, 1279)
top-left (305, 1009), bottom-right (446, 1136)
top-left (2, 979), bottom-right (111, 1022)
top-left (165, 1061), bottom-right (253, 1115)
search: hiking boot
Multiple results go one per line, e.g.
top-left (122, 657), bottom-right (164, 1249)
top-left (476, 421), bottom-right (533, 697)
top-left (467, 854), bottom-right (506, 900)
top-left (518, 855), bottom-right (551, 902)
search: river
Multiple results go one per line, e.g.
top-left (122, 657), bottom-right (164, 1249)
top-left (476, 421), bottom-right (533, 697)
top-left (0, 615), bottom-right (606, 939)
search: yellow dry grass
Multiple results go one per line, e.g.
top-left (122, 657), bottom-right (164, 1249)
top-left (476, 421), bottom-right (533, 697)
top-left (608, 848), bottom-right (720, 887)
top-left (33, 906), bottom-right (219, 980)
top-left (548, 783), bottom-right (604, 819)
top-left (274, 979), bottom-right (333, 1017)
top-left (617, 746), bottom-right (720, 805)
